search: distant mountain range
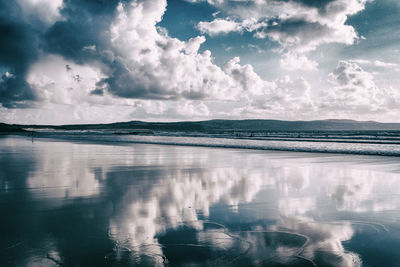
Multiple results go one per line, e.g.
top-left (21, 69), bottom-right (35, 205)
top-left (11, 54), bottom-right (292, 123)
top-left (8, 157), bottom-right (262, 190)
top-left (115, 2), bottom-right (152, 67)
top-left (2, 119), bottom-right (400, 133)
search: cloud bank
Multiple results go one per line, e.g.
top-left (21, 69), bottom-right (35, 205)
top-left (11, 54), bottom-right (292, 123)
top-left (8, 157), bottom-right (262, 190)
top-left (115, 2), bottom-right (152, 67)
top-left (1, 0), bottom-right (399, 123)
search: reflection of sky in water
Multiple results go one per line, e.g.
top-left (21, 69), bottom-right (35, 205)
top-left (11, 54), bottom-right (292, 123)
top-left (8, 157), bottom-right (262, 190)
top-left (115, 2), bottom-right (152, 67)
top-left (1, 136), bottom-right (400, 266)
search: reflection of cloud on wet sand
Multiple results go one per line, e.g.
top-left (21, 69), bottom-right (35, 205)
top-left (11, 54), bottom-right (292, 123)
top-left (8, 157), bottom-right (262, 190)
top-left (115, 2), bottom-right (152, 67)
top-left (7, 137), bottom-right (400, 266)
top-left (107, 167), bottom-right (266, 263)
top-left (326, 169), bottom-right (399, 212)
top-left (104, 150), bottom-right (400, 266)
top-left (279, 197), bottom-right (315, 217)
top-left (270, 217), bottom-right (362, 267)
top-left (27, 141), bottom-right (102, 199)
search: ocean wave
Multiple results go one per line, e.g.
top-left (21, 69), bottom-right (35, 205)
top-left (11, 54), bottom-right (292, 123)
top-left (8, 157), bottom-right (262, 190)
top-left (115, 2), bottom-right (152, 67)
top-left (24, 132), bottom-right (400, 157)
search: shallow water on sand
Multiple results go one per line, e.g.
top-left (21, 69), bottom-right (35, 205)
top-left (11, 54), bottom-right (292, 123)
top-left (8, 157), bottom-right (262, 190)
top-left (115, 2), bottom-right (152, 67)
top-left (1, 135), bottom-right (400, 266)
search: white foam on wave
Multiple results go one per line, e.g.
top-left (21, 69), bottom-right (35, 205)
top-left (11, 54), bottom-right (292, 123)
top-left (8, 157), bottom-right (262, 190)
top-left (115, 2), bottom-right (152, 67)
top-left (32, 132), bottom-right (400, 157)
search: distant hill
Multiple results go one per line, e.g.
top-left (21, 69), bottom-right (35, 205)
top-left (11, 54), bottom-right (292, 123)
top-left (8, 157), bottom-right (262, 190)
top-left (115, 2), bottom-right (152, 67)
top-left (2, 119), bottom-right (400, 133)
top-left (0, 123), bottom-right (28, 133)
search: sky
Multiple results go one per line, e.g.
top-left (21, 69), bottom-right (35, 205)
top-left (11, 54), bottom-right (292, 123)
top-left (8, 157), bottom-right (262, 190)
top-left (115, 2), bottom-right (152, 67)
top-left (0, 0), bottom-right (399, 124)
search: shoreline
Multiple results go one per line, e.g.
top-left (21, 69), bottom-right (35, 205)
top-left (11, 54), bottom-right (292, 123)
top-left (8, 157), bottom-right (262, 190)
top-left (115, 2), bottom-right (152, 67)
top-left (5, 132), bottom-right (400, 159)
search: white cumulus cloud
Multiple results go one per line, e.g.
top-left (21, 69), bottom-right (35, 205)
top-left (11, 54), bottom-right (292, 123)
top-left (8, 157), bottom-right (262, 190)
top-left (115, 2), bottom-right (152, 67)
top-left (321, 60), bottom-right (400, 114)
top-left (280, 52), bottom-right (318, 71)
top-left (105, 0), bottom-right (244, 101)
top-left (197, 18), bottom-right (243, 36)
top-left (194, 0), bottom-right (370, 52)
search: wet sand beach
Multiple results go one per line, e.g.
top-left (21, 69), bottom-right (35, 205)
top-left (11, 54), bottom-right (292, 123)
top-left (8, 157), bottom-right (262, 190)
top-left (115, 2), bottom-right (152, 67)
top-left (1, 135), bottom-right (400, 266)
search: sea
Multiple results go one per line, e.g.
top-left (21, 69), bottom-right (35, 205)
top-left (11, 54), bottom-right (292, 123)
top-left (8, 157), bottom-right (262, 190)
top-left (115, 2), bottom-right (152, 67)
top-left (22, 129), bottom-right (400, 156)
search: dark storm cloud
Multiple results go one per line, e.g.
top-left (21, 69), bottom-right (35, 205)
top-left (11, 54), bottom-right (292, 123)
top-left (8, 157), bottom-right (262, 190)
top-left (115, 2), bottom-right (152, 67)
top-left (268, 19), bottom-right (326, 36)
top-left (0, 74), bottom-right (36, 108)
top-left (275, 0), bottom-right (337, 12)
top-left (0, 1), bottom-right (40, 107)
top-left (44, 0), bottom-right (127, 63)
top-left (259, 18), bottom-right (331, 46)
top-left (0, 2), bottom-right (39, 71)
top-left (203, 0), bottom-right (338, 15)
top-left (90, 88), bottom-right (104, 96)
top-left (0, 0), bottom-right (131, 108)
top-left (98, 65), bottom-right (181, 101)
